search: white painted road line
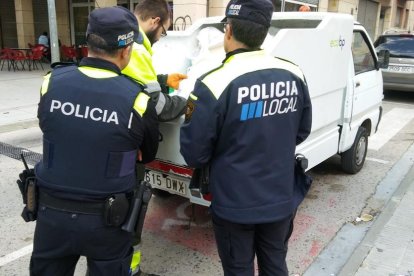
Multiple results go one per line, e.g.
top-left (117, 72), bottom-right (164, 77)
top-left (366, 157), bottom-right (389, 164)
top-left (369, 108), bottom-right (414, 151)
top-left (0, 244), bottom-right (33, 267)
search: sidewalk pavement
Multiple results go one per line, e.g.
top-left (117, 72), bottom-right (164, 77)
top-left (0, 69), bottom-right (47, 131)
top-left (1, 69), bottom-right (414, 275)
top-left (339, 163), bottom-right (414, 276)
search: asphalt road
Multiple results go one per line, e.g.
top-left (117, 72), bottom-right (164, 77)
top-left (1, 87), bottom-right (414, 275)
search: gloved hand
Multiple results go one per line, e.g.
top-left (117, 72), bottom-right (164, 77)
top-left (16, 168), bottom-right (35, 203)
top-left (167, 73), bottom-right (187, 90)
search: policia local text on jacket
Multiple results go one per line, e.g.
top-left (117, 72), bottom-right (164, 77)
top-left (122, 30), bottom-right (187, 122)
top-left (31, 57), bottom-right (159, 275)
top-left (181, 49), bottom-right (312, 224)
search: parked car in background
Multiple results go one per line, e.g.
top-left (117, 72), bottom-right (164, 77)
top-left (374, 32), bottom-right (414, 92)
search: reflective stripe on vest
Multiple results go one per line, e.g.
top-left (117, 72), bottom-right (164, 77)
top-left (42, 67), bottom-right (120, 96)
top-left (79, 66), bottom-right (119, 78)
top-left (130, 244), bottom-right (141, 275)
top-left (203, 50), bottom-right (305, 100)
top-left (133, 93), bottom-right (150, 117)
top-left (43, 66), bottom-right (148, 118)
top-left (155, 92), bottom-right (166, 115)
top-left (41, 73), bottom-right (52, 96)
top-left (189, 93), bottom-right (198, 101)
top-left (145, 81), bottom-right (161, 93)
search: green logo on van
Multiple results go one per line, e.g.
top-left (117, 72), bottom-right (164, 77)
top-left (330, 36), bottom-right (346, 50)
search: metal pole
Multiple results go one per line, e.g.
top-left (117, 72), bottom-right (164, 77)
top-left (0, 15), bottom-right (4, 49)
top-left (47, 0), bottom-right (60, 63)
top-left (281, 0), bottom-right (285, 12)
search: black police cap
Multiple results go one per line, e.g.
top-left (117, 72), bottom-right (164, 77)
top-left (86, 6), bottom-right (143, 48)
top-left (221, 0), bottom-right (274, 27)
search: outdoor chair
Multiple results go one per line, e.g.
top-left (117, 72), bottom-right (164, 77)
top-left (0, 48), bottom-right (13, 71)
top-left (9, 50), bottom-right (28, 71)
top-left (27, 46), bottom-right (44, 70)
top-left (61, 45), bottom-right (78, 63)
top-left (32, 44), bottom-right (49, 63)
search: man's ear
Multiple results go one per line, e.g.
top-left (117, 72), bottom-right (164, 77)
top-left (121, 45), bottom-right (132, 60)
top-left (225, 24), bottom-right (232, 40)
top-left (151, 16), bottom-right (161, 26)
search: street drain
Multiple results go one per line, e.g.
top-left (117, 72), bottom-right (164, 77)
top-left (0, 142), bottom-right (42, 166)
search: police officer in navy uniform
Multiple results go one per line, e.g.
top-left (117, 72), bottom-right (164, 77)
top-left (30, 6), bottom-right (159, 276)
top-left (180, 0), bottom-right (312, 275)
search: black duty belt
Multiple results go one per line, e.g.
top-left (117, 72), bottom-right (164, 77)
top-left (39, 191), bottom-right (105, 215)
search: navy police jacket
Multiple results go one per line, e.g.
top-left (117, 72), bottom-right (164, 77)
top-left (180, 50), bottom-right (312, 223)
top-left (35, 58), bottom-right (159, 200)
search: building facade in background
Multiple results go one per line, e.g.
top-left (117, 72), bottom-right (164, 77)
top-left (0, 0), bottom-right (413, 48)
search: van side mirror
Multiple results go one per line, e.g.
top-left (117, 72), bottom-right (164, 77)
top-left (377, 49), bottom-right (389, 69)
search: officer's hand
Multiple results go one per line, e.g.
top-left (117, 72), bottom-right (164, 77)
top-left (167, 73), bottom-right (187, 90)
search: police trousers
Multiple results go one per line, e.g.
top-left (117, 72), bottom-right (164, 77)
top-left (212, 212), bottom-right (295, 276)
top-left (30, 204), bottom-right (133, 276)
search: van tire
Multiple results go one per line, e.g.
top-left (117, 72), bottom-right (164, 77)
top-left (341, 126), bottom-right (368, 174)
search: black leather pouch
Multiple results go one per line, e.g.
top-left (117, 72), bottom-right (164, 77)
top-left (104, 193), bottom-right (129, 227)
top-left (293, 154), bottom-right (313, 206)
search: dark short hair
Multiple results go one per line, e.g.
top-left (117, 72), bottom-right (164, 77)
top-left (229, 18), bottom-right (268, 49)
top-left (87, 34), bottom-right (124, 57)
top-left (135, 0), bottom-right (170, 25)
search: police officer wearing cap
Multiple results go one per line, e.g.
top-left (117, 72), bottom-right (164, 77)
top-left (30, 6), bottom-right (159, 276)
top-left (180, 0), bottom-right (312, 275)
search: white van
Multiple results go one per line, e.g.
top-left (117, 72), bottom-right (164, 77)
top-left (146, 12), bottom-right (389, 206)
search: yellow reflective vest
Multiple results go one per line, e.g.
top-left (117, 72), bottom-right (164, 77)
top-left (122, 29), bottom-right (187, 122)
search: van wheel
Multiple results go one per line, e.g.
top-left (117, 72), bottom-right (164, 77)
top-left (341, 126), bottom-right (368, 174)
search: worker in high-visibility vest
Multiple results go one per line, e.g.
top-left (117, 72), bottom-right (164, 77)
top-left (122, 1), bottom-right (187, 275)
top-left (122, 0), bottom-right (188, 123)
